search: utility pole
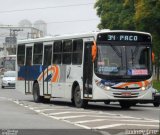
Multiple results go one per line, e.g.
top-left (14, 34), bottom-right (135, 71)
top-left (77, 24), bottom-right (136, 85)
top-left (5, 29), bottom-right (23, 55)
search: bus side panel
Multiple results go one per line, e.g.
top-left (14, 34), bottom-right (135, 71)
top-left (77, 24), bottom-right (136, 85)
top-left (51, 65), bottom-right (66, 98)
top-left (38, 65), bottom-right (52, 96)
top-left (65, 65), bottom-right (83, 99)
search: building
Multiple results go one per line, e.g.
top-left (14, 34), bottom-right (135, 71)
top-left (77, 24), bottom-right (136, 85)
top-left (0, 25), bottom-right (44, 56)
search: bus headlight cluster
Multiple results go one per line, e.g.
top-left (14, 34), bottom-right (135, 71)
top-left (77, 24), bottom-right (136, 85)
top-left (105, 86), bottom-right (111, 90)
top-left (141, 83), bottom-right (152, 91)
top-left (141, 87), bottom-right (146, 91)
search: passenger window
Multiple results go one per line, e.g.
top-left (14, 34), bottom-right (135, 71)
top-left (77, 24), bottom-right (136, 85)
top-left (62, 40), bottom-right (72, 64)
top-left (72, 39), bottom-right (83, 64)
top-left (33, 43), bottom-right (43, 64)
top-left (26, 47), bottom-right (32, 66)
top-left (53, 41), bottom-right (62, 64)
top-left (43, 45), bottom-right (52, 66)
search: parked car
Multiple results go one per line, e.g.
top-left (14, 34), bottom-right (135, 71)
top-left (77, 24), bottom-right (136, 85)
top-left (1, 71), bottom-right (16, 88)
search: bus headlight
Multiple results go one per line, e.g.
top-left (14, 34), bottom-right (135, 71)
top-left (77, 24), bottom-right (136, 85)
top-left (141, 83), bottom-right (152, 91)
top-left (105, 86), bottom-right (111, 90)
top-left (141, 87), bottom-right (146, 91)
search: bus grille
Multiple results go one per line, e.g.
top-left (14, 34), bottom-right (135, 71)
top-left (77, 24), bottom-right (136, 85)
top-left (111, 87), bottom-right (140, 90)
top-left (113, 93), bottom-right (139, 98)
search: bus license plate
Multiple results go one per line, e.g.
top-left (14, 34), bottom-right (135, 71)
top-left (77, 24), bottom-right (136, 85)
top-left (122, 92), bottom-right (131, 96)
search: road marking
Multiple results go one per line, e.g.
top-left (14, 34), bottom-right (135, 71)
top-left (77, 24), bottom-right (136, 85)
top-left (7, 98), bottom-right (160, 130)
top-left (48, 111), bottom-right (93, 116)
top-left (74, 118), bottom-right (158, 124)
top-left (137, 107), bottom-right (160, 111)
top-left (83, 115), bottom-right (140, 119)
top-left (12, 99), bottom-right (160, 122)
top-left (57, 115), bottom-right (86, 119)
top-left (93, 123), bottom-right (159, 129)
top-left (48, 111), bottom-right (71, 115)
top-left (75, 119), bottom-right (107, 124)
top-left (0, 97), bottom-right (6, 99)
top-left (93, 124), bottom-right (123, 129)
top-left (125, 124), bottom-right (159, 127)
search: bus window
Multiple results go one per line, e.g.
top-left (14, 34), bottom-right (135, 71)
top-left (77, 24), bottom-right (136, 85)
top-left (139, 47), bottom-right (150, 68)
top-left (72, 39), bottom-right (83, 64)
top-left (62, 40), bottom-right (72, 64)
top-left (53, 41), bottom-right (62, 64)
top-left (33, 43), bottom-right (43, 64)
top-left (26, 47), bottom-right (32, 66)
top-left (43, 45), bottom-right (52, 66)
top-left (17, 45), bottom-right (25, 66)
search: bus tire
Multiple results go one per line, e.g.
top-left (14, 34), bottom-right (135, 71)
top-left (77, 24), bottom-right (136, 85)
top-left (71, 98), bottom-right (75, 105)
top-left (153, 102), bottom-right (159, 107)
top-left (73, 86), bottom-right (88, 108)
top-left (33, 83), bottom-right (42, 103)
top-left (119, 101), bottom-right (131, 109)
top-left (104, 101), bottom-right (110, 105)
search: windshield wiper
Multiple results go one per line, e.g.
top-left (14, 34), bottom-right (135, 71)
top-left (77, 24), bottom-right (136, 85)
top-left (110, 45), bottom-right (122, 58)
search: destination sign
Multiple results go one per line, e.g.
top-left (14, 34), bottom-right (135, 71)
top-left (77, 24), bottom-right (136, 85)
top-left (97, 32), bottom-right (151, 42)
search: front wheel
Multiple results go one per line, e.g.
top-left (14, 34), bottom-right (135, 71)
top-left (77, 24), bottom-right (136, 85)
top-left (119, 101), bottom-right (131, 109)
top-left (153, 102), bottom-right (159, 107)
top-left (104, 101), bottom-right (110, 105)
top-left (73, 86), bottom-right (88, 108)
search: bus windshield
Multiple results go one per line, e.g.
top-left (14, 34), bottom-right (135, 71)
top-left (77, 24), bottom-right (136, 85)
top-left (95, 43), bottom-right (151, 78)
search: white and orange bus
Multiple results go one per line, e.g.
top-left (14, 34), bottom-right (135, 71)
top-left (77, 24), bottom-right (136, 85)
top-left (16, 30), bottom-right (155, 108)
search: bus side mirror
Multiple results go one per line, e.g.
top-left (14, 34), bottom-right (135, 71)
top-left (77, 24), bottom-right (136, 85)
top-left (92, 41), bottom-right (97, 62)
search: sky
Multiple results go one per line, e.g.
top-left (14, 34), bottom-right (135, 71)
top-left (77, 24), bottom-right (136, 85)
top-left (0, 0), bottom-right (100, 36)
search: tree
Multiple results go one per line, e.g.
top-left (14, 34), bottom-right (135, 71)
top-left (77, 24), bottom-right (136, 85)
top-left (94, 0), bottom-right (135, 30)
top-left (134, 0), bottom-right (160, 80)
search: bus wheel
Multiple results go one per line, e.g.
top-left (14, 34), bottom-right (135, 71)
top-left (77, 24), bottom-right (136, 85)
top-left (74, 86), bottom-right (88, 108)
top-left (119, 101), bottom-right (131, 109)
top-left (153, 102), bottom-right (159, 107)
top-left (104, 101), bottom-right (110, 105)
top-left (33, 83), bottom-right (42, 103)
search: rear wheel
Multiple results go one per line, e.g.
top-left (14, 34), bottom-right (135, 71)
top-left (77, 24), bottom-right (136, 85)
top-left (33, 83), bottom-right (43, 103)
top-left (1, 86), bottom-right (4, 88)
top-left (73, 86), bottom-right (88, 108)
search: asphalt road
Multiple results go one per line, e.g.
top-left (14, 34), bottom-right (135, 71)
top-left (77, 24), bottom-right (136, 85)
top-left (0, 87), bottom-right (160, 135)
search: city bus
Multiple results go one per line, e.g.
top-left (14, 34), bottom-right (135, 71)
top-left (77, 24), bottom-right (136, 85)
top-left (0, 55), bottom-right (16, 74)
top-left (16, 30), bottom-right (155, 109)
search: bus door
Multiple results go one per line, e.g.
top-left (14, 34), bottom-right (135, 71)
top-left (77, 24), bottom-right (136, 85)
top-left (43, 44), bottom-right (52, 97)
top-left (25, 46), bottom-right (33, 94)
top-left (83, 40), bottom-right (94, 98)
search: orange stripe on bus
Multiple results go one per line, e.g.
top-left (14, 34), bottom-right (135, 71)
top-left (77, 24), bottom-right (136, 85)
top-left (51, 66), bottom-right (59, 82)
top-left (116, 82), bottom-right (143, 88)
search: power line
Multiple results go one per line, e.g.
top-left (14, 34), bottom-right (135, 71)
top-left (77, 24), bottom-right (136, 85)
top-left (1, 18), bottom-right (99, 27)
top-left (39, 18), bottom-right (99, 25)
top-left (0, 3), bottom-right (94, 14)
